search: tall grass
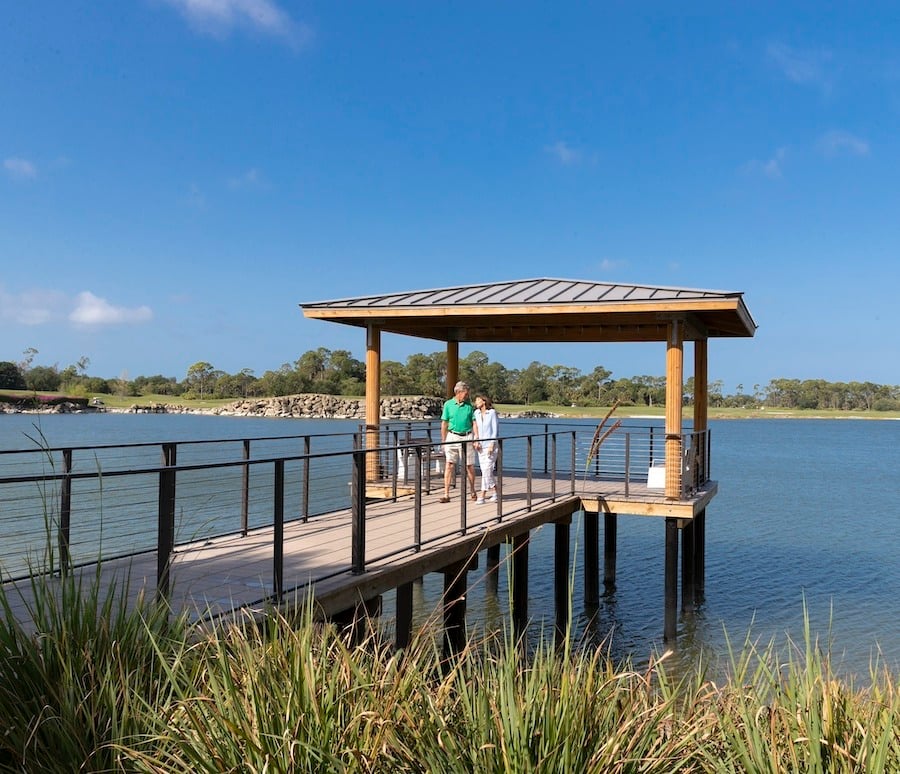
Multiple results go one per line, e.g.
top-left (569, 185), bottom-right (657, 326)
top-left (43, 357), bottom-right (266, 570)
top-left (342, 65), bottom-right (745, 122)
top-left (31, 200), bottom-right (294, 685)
top-left (1, 568), bottom-right (897, 773)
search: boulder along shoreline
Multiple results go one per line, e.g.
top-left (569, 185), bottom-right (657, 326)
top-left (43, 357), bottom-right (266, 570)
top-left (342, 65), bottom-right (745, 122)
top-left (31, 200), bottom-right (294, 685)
top-left (1, 393), bottom-right (557, 419)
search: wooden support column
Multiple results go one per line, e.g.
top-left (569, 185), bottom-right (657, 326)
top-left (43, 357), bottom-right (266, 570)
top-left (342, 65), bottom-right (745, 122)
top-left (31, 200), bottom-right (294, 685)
top-left (693, 341), bottom-right (708, 598)
top-left (365, 324), bottom-right (382, 482)
top-left (695, 508), bottom-right (706, 599)
top-left (511, 532), bottom-right (530, 640)
top-left (443, 562), bottom-right (468, 656)
top-left (554, 520), bottom-right (571, 645)
top-left (664, 518), bottom-right (678, 642)
top-left (395, 581), bottom-right (413, 650)
top-left (584, 511), bottom-right (599, 606)
top-left (693, 339), bottom-right (708, 435)
top-left (486, 543), bottom-right (501, 594)
top-left (681, 519), bottom-right (695, 613)
top-left (603, 512), bottom-right (617, 591)
top-left (665, 319), bottom-right (684, 500)
top-left (332, 596), bottom-right (382, 647)
top-left (446, 340), bottom-right (459, 396)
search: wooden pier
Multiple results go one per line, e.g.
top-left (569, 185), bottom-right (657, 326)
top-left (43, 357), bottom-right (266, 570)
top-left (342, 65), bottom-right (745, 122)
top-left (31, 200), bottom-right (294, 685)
top-left (2, 438), bottom-right (714, 648)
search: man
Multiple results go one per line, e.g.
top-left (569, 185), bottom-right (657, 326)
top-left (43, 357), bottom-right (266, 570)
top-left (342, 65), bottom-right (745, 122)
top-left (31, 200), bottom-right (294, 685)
top-left (440, 381), bottom-right (478, 503)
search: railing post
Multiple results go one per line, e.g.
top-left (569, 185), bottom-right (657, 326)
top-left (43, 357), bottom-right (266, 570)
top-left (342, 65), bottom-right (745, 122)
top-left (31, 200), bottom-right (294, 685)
top-left (570, 432), bottom-right (576, 495)
top-left (241, 439), bottom-right (250, 536)
top-left (526, 435), bottom-right (533, 511)
top-left (459, 439), bottom-right (468, 534)
top-left (550, 433), bottom-right (557, 501)
top-left (274, 459), bottom-right (284, 600)
top-left (391, 431), bottom-right (399, 501)
top-left (495, 439), bottom-right (504, 519)
top-left (302, 435), bottom-right (311, 522)
top-left (414, 446), bottom-right (423, 551)
top-left (59, 448), bottom-right (72, 576)
top-left (543, 422), bottom-right (549, 474)
top-left (624, 432), bottom-right (630, 498)
top-left (156, 443), bottom-right (177, 602)
top-left (351, 449), bottom-right (366, 574)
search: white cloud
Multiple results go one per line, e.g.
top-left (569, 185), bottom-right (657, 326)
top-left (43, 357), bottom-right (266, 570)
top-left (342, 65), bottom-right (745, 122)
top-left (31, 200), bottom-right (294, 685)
top-left (69, 292), bottom-right (153, 326)
top-left (598, 259), bottom-right (627, 272)
top-left (817, 130), bottom-right (870, 157)
top-left (766, 42), bottom-right (833, 94)
top-left (545, 141), bottom-right (583, 166)
top-left (227, 167), bottom-right (267, 190)
top-left (159, 0), bottom-right (310, 46)
top-left (743, 147), bottom-right (787, 179)
top-left (0, 286), bottom-right (154, 327)
top-left (0, 288), bottom-right (67, 325)
top-left (3, 157), bottom-right (37, 180)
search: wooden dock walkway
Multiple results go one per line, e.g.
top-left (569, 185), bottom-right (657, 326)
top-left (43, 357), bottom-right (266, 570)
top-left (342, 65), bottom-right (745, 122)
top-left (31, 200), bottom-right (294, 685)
top-left (2, 469), bottom-right (716, 641)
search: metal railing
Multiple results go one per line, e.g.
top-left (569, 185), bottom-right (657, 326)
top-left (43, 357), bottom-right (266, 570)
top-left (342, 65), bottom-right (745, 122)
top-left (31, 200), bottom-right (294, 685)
top-left (1, 423), bottom-right (712, 605)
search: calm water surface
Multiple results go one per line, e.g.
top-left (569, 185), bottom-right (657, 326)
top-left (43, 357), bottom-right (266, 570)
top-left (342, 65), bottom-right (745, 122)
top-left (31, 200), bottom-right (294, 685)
top-left (1, 413), bottom-right (897, 678)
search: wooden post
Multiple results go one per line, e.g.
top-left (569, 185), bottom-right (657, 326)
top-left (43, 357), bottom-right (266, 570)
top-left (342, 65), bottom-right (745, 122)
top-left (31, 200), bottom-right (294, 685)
top-left (332, 596), bottom-right (382, 647)
top-left (694, 339), bottom-right (708, 473)
top-left (664, 517), bottom-right (678, 642)
top-left (446, 340), bottom-right (459, 396)
top-left (486, 543), bottom-right (501, 594)
top-left (603, 512), bottom-right (617, 590)
top-left (395, 581), bottom-right (413, 650)
top-left (665, 319), bottom-right (684, 500)
top-left (443, 561), bottom-right (468, 656)
top-left (511, 532), bottom-right (530, 640)
top-left (681, 518), bottom-right (695, 613)
top-left (693, 341), bottom-right (709, 603)
top-left (584, 510), bottom-right (599, 606)
top-left (365, 324), bottom-right (381, 482)
top-left (695, 508), bottom-right (706, 599)
top-left (554, 520), bottom-right (570, 646)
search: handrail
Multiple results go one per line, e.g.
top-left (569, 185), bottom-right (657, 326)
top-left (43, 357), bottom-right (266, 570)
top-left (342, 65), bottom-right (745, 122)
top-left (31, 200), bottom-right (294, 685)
top-left (0, 424), bottom-right (713, 594)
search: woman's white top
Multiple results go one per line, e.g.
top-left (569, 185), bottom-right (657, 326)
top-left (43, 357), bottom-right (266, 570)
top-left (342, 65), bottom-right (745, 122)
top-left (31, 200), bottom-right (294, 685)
top-left (474, 408), bottom-right (498, 451)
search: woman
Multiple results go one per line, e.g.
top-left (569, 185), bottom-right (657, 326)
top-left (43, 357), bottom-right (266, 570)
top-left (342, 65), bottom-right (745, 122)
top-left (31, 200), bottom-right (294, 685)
top-left (473, 394), bottom-right (499, 504)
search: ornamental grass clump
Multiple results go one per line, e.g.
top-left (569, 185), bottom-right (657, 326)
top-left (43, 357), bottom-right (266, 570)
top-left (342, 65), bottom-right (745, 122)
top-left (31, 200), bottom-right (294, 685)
top-left (0, 567), bottom-right (190, 772)
top-left (696, 614), bottom-right (900, 773)
top-left (1, 566), bottom-right (898, 772)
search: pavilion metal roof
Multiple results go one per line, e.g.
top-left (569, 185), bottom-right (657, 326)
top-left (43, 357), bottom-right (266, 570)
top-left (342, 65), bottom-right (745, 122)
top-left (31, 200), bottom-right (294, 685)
top-left (301, 278), bottom-right (756, 343)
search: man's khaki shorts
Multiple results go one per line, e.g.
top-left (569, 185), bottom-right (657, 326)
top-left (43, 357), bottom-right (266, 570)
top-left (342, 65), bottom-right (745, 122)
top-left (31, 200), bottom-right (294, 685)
top-left (445, 431), bottom-right (476, 465)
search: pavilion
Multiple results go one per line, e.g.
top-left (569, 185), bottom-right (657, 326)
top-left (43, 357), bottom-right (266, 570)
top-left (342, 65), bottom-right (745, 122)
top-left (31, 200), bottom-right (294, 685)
top-left (301, 277), bottom-right (757, 501)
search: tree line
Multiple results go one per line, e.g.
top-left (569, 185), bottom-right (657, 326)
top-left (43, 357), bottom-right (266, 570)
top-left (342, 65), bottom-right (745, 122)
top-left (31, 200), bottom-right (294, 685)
top-left (2, 347), bottom-right (899, 411)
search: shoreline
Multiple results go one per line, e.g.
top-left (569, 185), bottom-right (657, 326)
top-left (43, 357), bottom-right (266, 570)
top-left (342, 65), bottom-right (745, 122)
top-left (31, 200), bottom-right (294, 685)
top-left (3, 393), bottom-right (899, 422)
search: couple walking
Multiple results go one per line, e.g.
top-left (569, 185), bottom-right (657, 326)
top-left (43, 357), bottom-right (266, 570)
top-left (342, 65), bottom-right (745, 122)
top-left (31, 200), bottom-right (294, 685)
top-left (439, 381), bottom-right (499, 504)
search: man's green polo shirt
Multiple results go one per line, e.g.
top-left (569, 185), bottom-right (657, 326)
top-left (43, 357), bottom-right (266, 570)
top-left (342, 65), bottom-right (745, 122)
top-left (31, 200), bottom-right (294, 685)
top-left (442, 397), bottom-right (475, 434)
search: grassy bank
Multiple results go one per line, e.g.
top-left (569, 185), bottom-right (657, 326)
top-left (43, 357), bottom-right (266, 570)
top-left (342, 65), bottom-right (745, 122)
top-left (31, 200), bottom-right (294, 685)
top-left (1, 569), bottom-right (897, 772)
top-left (4, 389), bottom-right (900, 420)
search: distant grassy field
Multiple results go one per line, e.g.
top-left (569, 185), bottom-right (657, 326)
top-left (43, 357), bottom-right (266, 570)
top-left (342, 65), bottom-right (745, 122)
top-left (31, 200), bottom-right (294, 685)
top-left (495, 402), bottom-right (900, 421)
top-left (3, 390), bottom-right (898, 420)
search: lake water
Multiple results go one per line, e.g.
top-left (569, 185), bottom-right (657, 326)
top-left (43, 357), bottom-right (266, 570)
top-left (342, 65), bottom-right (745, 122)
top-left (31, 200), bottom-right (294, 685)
top-left (1, 412), bottom-right (898, 679)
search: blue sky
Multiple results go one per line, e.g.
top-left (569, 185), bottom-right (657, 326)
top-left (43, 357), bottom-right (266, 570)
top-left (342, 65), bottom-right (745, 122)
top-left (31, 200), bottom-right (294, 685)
top-left (2, 2), bottom-right (899, 391)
